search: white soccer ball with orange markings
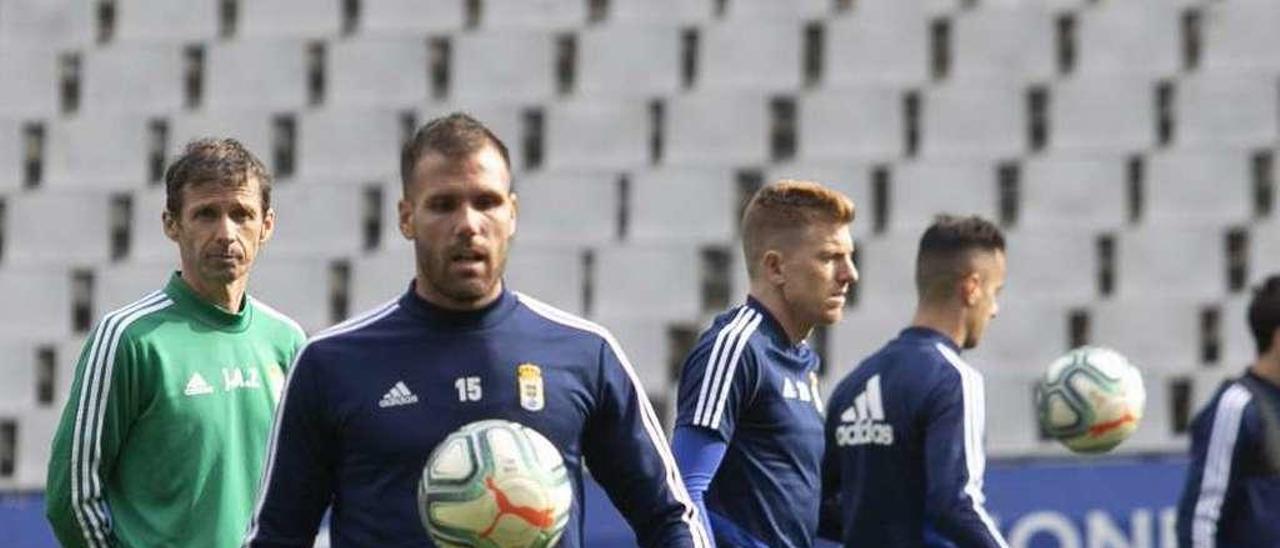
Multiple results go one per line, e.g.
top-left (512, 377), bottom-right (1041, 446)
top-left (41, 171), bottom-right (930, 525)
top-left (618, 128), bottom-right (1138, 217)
top-left (1035, 346), bottom-right (1146, 454)
top-left (418, 420), bottom-right (572, 548)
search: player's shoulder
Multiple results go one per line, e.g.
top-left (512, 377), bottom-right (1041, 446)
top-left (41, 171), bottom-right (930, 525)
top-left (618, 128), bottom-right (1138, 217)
top-left (513, 291), bottom-right (617, 348)
top-left (99, 289), bottom-right (180, 342)
top-left (688, 303), bottom-right (770, 363)
top-left (301, 297), bottom-right (403, 355)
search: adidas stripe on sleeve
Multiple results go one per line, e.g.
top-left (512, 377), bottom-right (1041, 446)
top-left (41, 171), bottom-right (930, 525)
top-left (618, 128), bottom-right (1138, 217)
top-left (677, 306), bottom-right (763, 439)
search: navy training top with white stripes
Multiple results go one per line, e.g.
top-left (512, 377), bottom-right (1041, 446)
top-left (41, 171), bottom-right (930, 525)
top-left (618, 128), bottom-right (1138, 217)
top-left (820, 327), bottom-right (1008, 548)
top-left (673, 297), bottom-right (826, 547)
top-left (243, 284), bottom-right (709, 548)
top-left (1176, 371), bottom-right (1280, 548)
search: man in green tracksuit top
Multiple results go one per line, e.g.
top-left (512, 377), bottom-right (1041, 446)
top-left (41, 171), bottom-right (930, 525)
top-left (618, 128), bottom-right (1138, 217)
top-left (45, 138), bottom-right (306, 548)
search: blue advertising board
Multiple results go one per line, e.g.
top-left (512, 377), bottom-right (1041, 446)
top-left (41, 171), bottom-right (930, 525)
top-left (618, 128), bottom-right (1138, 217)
top-left (2, 455), bottom-right (1189, 547)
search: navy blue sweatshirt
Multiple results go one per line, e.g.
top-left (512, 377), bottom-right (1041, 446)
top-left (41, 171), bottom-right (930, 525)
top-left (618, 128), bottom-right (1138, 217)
top-left (244, 285), bottom-right (709, 547)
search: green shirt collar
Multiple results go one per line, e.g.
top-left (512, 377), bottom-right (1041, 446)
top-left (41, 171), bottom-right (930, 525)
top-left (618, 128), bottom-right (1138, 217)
top-left (163, 272), bottom-right (254, 332)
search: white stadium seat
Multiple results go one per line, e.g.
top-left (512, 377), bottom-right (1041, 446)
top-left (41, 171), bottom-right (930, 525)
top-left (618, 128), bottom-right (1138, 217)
top-left (349, 246), bottom-right (415, 314)
top-left (826, 302), bottom-right (913, 380)
top-left (848, 231), bottom-right (919, 310)
top-left (951, 2), bottom-right (1055, 83)
top-left (594, 244), bottom-right (702, 320)
top-left (0, 409), bottom-right (59, 490)
top-left (1175, 71), bottom-right (1279, 148)
top-left (81, 43), bottom-right (184, 115)
top-left (0, 47), bottom-right (60, 118)
top-left (1202, 0), bottom-right (1280, 72)
top-left (506, 244), bottom-right (586, 316)
top-left (826, 3), bottom-right (929, 86)
top-left (1076, 0), bottom-right (1180, 77)
top-left (1000, 230), bottom-right (1096, 306)
top-left (1019, 154), bottom-right (1128, 232)
top-left (115, 0), bottom-right (219, 43)
top-left (607, 0), bottom-right (715, 25)
top-left (969, 300), bottom-right (1075, 377)
top-left (595, 315), bottom-right (677, 395)
top-left (1145, 148), bottom-right (1252, 227)
top-left (358, 0), bottom-right (466, 35)
top-left (664, 92), bottom-right (768, 167)
top-left (798, 86), bottom-right (902, 163)
top-left (205, 39), bottom-right (308, 111)
top-left (169, 110), bottom-right (275, 164)
top-left (0, 340), bottom-right (40, 410)
top-left (478, 0), bottom-right (585, 30)
top-left (0, 266), bottom-right (74, 340)
top-left (268, 181), bottom-right (369, 258)
top-left (328, 36), bottom-right (429, 109)
top-left (984, 370), bottom-right (1042, 457)
top-left (1090, 299), bottom-right (1203, 374)
top-left (44, 114), bottom-right (150, 190)
top-left (627, 167), bottom-right (737, 244)
top-left (5, 189), bottom-right (112, 266)
top-left (0, 0), bottom-right (92, 50)
top-left (238, 0), bottom-right (342, 39)
top-left (515, 170), bottom-right (617, 246)
top-left (248, 255), bottom-right (334, 333)
top-left (544, 99), bottom-right (649, 171)
top-left (886, 159), bottom-right (999, 234)
top-left (725, 0), bottom-right (828, 21)
top-left (1050, 75), bottom-right (1156, 153)
top-left (1116, 225), bottom-right (1228, 301)
top-left (1250, 217), bottom-right (1280, 288)
top-left (0, 119), bottom-right (23, 194)
top-left (128, 187), bottom-right (174, 263)
top-left (577, 24), bottom-right (682, 98)
top-left (297, 108), bottom-right (401, 181)
top-left (452, 31), bottom-right (555, 104)
top-left (698, 20), bottom-right (803, 93)
top-left (95, 259), bottom-right (176, 313)
top-left (921, 81), bottom-right (1025, 160)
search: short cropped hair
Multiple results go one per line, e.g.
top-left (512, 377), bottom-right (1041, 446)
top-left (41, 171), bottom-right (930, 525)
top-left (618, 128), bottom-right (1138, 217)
top-left (741, 179), bottom-right (855, 279)
top-left (399, 112), bottom-right (512, 190)
top-left (1248, 275), bottom-right (1280, 355)
top-left (915, 214), bottom-right (1006, 300)
top-left (164, 138), bottom-right (271, 216)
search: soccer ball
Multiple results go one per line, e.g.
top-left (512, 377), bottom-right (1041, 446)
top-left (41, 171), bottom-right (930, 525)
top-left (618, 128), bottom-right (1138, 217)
top-left (1034, 346), bottom-right (1146, 454)
top-left (418, 419), bottom-right (573, 548)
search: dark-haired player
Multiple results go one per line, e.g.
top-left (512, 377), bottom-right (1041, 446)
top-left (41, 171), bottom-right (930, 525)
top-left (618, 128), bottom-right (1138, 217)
top-left (1177, 274), bottom-right (1280, 547)
top-left (821, 214), bottom-right (1009, 548)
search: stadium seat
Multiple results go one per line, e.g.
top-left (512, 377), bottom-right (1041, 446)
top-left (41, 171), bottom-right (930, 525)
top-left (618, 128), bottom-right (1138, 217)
top-left (1091, 299), bottom-right (1207, 374)
top-left (725, 0), bottom-right (829, 21)
top-left (606, 0), bottom-right (715, 25)
top-left (1019, 154), bottom-right (1128, 232)
top-left (1117, 225), bottom-right (1231, 301)
top-left (0, 47), bottom-right (60, 118)
top-left (594, 244), bottom-right (702, 320)
top-left (594, 315), bottom-right (677, 396)
top-left (1000, 230), bottom-right (1096, 306)
top-left (886, 159), bottom-right (999, 234)
top-left (127, 187), bottom-right (173, 262)
top-left (427, 102), bottom-right (528, 172)
top-left (664, 91), bottom-right (769, 167)
top-left (5, 189), bottom-right (112, 266)
top-left (1219, 294), bottom-right (1257, 370)
top-left (452, 31), bottom-right (555, 103)
top-left (0, 266), bottom-right (74, 340)
top-left (970, 299), bottom-right (1075, 374)
top-left (1050, 75), bottom-right (1157, 153)
top-left (1076, 0), bottom-right (1180, 77)
top-left (95, 259), bottom-right (175, 312)
top-left (1251, 217), bottom-right (1280, 288)
top-left (826, 2), bottom-right (929, 86)
top-left (921, 81), bottom-right (1025, 160)
top-left (0, 409), bottom-right (59, 490)
top-left (697, 19), bottom-right (803, 93)
top-left (984, 370), bottom-right (1042, 457)
top-left (764, 162), bottom-right (870, 220)
top-left (43, 114), bottom-right (150, 190)
top-left (798, 86), bottom-right (903, 163)
top-left (205, 39), bottom-right (309, 111)
top-left (507, 244), bottom-right (585, 316)
top-left (81, 43), bottom-right (185, 115)
top-left (249, 255), bottom-right (336, 333)
top-left (1175, 71), bottom-right (1278, 148)
top-left (0, 0), bottom-right (92, 50)
top-left (544, 99), bottom-right (649, 171)
top-left (268, 181), bottom-right (370, 258)
top-left (576, 24), bottom-right (682, 98)
top-left (358, 0), bottom-right (466, 35)
top-left (0, 119), bottom-right (22, 193)
top-left (848, 231), bottom-right (919, 310)
top-left (238, 0), bottom-right (342, 39)
top-left (478, 0), bottom-right (586, 30)
top-left (627, 166), bottom-right (737, 244)
top-left (349, 246), bottom-right (414, 314)
top-left (297, 108), bottom-right (401, 181)
top-left (1145, 148), bottom-right (1252, 227)
top-left (0, 340), bottom-right (40, 410)
top-left (950, 2), bottom-right (1055, 83)
top-left (328, 36), bottom-right (429, 108)
top-left (115, 0), bottom-right (219, 43)
top-left (169, 110), bottom-right (275, 163)
top-left (1202, 0), bottom-right (1280, 73)
top-left (515, 170), bottom-right (617, 246)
